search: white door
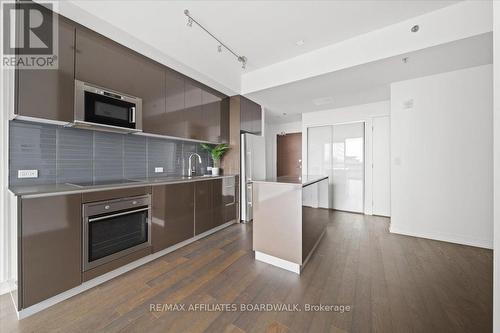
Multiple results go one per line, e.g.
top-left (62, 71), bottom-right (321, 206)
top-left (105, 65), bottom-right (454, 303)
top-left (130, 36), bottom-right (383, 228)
top-left (372, 116), bottom-right (391, 216)
top-left (331, 122), bottom-right (364, 213)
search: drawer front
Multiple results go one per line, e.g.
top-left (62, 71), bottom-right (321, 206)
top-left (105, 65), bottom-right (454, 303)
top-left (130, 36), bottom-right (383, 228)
top-left (82, 187), bottom-right (151, 203)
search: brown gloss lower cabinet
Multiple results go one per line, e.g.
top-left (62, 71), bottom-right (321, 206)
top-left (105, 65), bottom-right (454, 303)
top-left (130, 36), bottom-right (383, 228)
top-left (194, 179), bottom-right (227, 235)
top-left (223, 177), bottom-right (237, 223)
top-left (21, 194), bottom-right (82, 308)
top-left (151, 183), bottom-right (195, 253)
top-left (194, 180), bottom-right (214, 235)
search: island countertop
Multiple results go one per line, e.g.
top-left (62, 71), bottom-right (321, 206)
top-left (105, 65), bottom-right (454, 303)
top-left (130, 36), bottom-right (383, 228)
top-left (251, 175), bottom-right (328, 187)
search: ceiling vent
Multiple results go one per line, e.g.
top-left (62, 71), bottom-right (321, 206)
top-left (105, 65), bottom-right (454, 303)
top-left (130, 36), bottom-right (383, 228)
top-left (312, 96), bottom-right (334, 106)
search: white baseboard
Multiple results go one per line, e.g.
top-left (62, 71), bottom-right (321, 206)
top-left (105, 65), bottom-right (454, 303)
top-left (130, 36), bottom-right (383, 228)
top-left (254, 251), bottom-right (301, 274)
top-left (389, 225), bottom-right (493, 249)
top-left (16, 220), bottom-right (237, 319)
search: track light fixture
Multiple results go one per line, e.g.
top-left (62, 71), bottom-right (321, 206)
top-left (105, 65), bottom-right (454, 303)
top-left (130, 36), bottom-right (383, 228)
top-left (184, 9), bottom-right (248, 69)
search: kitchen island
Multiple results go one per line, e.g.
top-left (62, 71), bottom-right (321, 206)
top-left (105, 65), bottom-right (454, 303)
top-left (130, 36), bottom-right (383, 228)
top-left (252, 175), bottom-right (329, 274)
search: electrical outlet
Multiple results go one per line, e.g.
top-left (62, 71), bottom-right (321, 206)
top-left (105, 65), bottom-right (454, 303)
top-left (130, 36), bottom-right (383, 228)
top-left (18, 169), bottom-right (38, 179)
top-left (154, 167), bottom-right (164, 173)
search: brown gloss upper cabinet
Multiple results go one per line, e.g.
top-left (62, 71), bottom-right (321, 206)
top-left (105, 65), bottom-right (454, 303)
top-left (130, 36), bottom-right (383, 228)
top-left (147, 69), bottom-right (186, 137)
top-left (151, 76), bottom-right (228, 143)
top-left (240, 96), bottom-right (262, 135)
top-left (21, 194), bottom-right (82, 308)
top-left (75, 27), bottom-right (165, 123)
top-left (184, 80), bottom-right (204, 141)
top-left (151, 183), bottom-right (195, 253)
top-left (15, 9), bottom-right (75, 122)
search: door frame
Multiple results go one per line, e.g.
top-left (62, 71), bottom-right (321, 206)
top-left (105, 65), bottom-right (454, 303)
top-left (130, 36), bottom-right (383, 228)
top-left (371, 115), bottom-right (391, 217)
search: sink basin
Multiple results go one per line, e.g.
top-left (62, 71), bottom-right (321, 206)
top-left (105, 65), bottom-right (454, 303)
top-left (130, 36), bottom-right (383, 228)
top-left (186, 175), bottom-right (216, 179)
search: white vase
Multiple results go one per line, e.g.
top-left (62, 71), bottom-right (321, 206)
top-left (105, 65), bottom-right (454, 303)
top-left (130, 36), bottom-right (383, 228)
top-left (211, 167), bottom-right (220, 176)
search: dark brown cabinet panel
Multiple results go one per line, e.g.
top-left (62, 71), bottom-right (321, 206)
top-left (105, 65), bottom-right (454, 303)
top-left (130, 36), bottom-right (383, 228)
top-left (145, 71), bottom-right (228, 142)
top-left (184, 80), bottom-right (205, 141)
top-left (152, 183), bottom-right (194, 253)
top-left (16, 13), bottom-right (75, 122)
top-left (212, 179), bottom-right (224, 228)
top-left (202, 91), bottom-right (223, 143)
top-left (240, 96), bottom-right (262, 135)
top-left (21, 194), bottom-right (81, 308)
top-left (155, 70), bottom-right (186, 137)
top-left (76, 27), bottom-right (165, 130)
top-left (195, 180), bottom-right (213, 235)
top-left (194, 178), bottom-right (232, 235)
top-left (222, 177), bottom-right (237, 223)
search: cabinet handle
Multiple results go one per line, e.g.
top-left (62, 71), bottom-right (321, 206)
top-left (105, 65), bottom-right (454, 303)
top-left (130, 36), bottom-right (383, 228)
top-left (130, 107), bottom-right (136, 123)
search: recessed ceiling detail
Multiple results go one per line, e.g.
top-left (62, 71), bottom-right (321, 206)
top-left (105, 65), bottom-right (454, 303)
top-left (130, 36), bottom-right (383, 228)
top-left (246, 33), bottom-right (492, 118)
top-left (312, 96), bottom-right (334, 106)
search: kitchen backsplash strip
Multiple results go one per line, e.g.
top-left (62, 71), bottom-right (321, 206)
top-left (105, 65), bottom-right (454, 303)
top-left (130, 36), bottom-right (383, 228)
top-left (9, 120), bottom-right (212, 186)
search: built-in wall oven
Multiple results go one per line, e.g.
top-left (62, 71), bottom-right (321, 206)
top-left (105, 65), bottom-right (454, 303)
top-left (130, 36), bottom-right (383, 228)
top-left (74, 79), bottom-right (143, 133)
top-left (83, 194), bottom-right (151, 271)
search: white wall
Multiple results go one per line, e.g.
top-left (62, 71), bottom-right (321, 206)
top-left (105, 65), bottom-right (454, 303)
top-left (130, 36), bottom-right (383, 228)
top-left (390, 64), bottom-right (493, 249)
top-left (265, 120), bottom-right (302, 178)
top-left (302, 101), bottom-right (390, 215)
top-left (493, 2), bottom-right (500, 329)
top-left (0, 47), bottom-right (15, 294)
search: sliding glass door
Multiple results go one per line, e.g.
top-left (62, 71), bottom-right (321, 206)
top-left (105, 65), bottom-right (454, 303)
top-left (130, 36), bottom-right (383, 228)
top-left (307, 122), bottom-right (364, 213)
top-left (307, 126), bottom-right (332, 209)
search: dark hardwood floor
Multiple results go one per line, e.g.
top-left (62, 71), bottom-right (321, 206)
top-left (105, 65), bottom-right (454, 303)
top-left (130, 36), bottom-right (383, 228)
top-left (0, 211), bottom-right (493, 332)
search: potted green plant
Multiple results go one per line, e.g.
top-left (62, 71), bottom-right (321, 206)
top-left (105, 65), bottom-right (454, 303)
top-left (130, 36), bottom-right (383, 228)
top-left (200, 143), bottom-right (230, 176)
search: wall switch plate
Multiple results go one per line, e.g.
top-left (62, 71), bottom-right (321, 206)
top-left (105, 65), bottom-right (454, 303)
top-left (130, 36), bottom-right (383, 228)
top-left (154, 167), bottom-right (164, 173)
top-left (18, 169), bottom-right (38, 179)
top-left (403, 99), bottom-right (414, 109)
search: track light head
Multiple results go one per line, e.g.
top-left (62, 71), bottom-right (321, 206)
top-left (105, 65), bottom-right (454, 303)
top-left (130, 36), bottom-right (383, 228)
top-left (238, 56), bottom-right (247, 69)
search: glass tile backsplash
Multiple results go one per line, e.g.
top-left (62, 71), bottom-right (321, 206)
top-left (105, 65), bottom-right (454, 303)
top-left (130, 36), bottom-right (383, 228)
top-left (9, 120), bottom-right (213, 186)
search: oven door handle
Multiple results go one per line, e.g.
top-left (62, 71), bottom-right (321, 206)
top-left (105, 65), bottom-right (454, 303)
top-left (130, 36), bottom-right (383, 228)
top-left (88, 207), bottom-right (149, 223)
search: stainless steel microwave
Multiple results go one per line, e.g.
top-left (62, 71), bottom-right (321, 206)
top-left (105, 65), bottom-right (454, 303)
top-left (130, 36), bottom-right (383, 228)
top-left (74, 80), bottom-right (142, 133)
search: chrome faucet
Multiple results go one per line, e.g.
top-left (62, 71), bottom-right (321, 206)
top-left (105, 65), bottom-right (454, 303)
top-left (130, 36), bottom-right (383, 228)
top-left (187, 153), bottom-right (202, 177)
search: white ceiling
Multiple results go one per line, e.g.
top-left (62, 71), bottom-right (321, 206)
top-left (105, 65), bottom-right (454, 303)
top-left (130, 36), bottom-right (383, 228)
top-left (68, 0), bottom-right (460, 93)
top-left (247, 32), bottom-right (492, 123)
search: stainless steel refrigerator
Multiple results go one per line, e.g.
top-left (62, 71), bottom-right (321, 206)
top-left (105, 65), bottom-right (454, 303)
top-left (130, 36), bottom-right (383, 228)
top-left (240, 133), bottom-right (266, 222)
